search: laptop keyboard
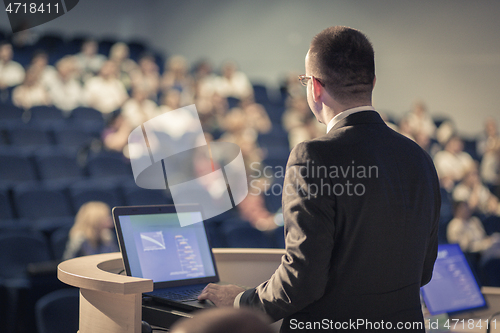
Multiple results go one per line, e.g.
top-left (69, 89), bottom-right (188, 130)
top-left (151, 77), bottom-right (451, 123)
top-left (155, 286), bottom-right (205, 302)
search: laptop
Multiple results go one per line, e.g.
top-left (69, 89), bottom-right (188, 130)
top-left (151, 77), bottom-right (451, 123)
top-left (420, 243), bottom-right (487, 316)
top-left (113, 204), bottom-right (220, 311)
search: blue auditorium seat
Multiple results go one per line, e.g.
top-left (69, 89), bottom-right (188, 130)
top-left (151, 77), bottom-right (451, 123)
top-left (252, 84), bottom-right (270, 105)
top-left (0, 151), bottom-right (38, 185)
top-left (258, 125), bottom-right (289, 148)
top-left (13, 184), bottom-right (73, 219)
top-left (264, 104), bottom-right (286, 124)
top-left (0, 230), bottom-right (52, 333)
top-left (50, 226), bottom-right (71, 261)
top-left (127, 40), bottom-right (147, 62)
top-left (35, 288), bottom-right (79, 333)
top-left (0, 187), bottom-right (14, 220)
top-left (98, 38), bottom-right (117, 57)
top-left (70, 179), bottom-right (124, 212)
top-left (34, 148), bottom-right (84, 183)
top-left (227, 97), bottom-right (240, 109)
top-left (7, 126), bottom-right (53, 147)
top-left (222, 218), bottom-right (274, 248)
top-left (86, 152), bottom-right (133, 179)
top-left (69, 107), bottom-right (105, 131)
top-left (0, 103), bottom-right (24, 122)
top-left (122, 180), bottom-right (173, 206)
top-left (29, 105), bottom-right (66, 123)
top-left (52, 126), bottom-right (98, 150)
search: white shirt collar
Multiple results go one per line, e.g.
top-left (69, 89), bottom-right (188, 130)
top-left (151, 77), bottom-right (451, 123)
top-left (326, 106), bottom-right (376, 133)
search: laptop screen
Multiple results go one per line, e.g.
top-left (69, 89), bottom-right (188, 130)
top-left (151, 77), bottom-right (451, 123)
top-left (420, 244), bottom-right (487, 315)
top-left (113, 205), bottom-right (217, 284)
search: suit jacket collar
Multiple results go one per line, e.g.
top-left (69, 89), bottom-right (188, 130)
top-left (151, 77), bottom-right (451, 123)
top-left (329, 110), bottom-right (384, 133)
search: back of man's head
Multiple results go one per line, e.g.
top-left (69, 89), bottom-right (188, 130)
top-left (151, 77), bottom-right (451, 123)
top-left (309, 26), bottom-right (375, 105)
top-left (169, 307), bottom-right (274, 333)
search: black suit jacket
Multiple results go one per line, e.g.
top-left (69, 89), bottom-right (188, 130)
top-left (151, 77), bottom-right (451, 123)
top-left (240, 111), bottom-right (440, 332)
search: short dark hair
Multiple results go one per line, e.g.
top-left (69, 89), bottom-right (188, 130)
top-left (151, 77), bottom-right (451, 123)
top-left (309, 26), bottom-right (375, 104)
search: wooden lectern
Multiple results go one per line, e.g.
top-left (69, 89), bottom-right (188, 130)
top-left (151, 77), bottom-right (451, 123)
top-left (58, 252), bottom-right (153, 333)
top-left (58, 249), bottom-right (286, 333)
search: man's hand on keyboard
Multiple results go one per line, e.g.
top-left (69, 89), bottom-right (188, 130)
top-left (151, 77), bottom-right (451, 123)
top-left (198, 284), bottom-right (245, 307)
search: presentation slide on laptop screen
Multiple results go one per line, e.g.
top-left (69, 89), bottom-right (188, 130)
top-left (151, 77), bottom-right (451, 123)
top-left (421, 244), bottom-right (486, 315)
top-left (118, 212), bottom-right (216, 282)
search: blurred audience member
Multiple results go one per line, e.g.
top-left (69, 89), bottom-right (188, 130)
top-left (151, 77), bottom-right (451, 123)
top-left (193, 59), bottom-right (217, 99)
top-left (453, 165), bottom-right (500, 216)
top-left (102, 114), bottom-right (132, 152)
top-left (169, 307), bottom-right (273, 333)
top-left (398, 117), bottom-right (415, 141)
top-left (12, 66), bottom-right (50, 109)
top-left (215, 61), bottom-right (253, 100)
top-left (241, 97), bottom-right (272, 135)
top-left (159, 88), bottom-right (182, 113)
top-left (239, 180), bottom-right (278, 231)
top-left (282, 95), bottom-right (323, 149)
top-left (282, 72), bottom-right (306, 99)
top-left (161, 55), bottom-right (194, 104)
top-left (406, 100), bottom-right (436, 138)
top-left (84, 60), bottom-right (128, 114)
top-left (477, 117), bottom-right (500, 189)
top-left (121, 86), bottom-right (159, 128)
top-left (434, 135), bottom-right (474, 186)
top-left (447, 201), bottom-right (500, 253)
top-left (220, 109), bottom-right (264, 173)
top-left (48, 56), bottom-right (83, 113)
top-left (63, 201), bottom-right (118, 260)
top-left (131, 53), bottom-right (160, 100)
top-left (0, 41), bottom-right (25, 89)
top-left (109, 42), bottom-right (137, 90)
top-left (75, 39), bottom-right (106, 82)
top-left (435, 120), bottom-right (456, 147)
top-left (29, 50), bottom-right (58, 89)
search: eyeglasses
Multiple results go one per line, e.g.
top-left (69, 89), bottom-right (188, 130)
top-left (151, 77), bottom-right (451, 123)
top-left (298, 75), bottom-right (325, 87)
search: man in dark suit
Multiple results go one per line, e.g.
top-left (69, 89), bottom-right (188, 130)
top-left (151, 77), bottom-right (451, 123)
top-left (199, 26), bottom-right (440, 332)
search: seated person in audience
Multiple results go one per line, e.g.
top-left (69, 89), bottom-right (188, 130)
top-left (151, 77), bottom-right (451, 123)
top-left (282, 71), bottom-right (306, 99)
top-left (214, 60), bottom-right (253, 100)
top-left (161, 55), bottom-right (195, 104)
top-left (130, 53), bottom-right (160, 101)
top-left (433, 135), bottom-right (475, 186)
top-left (29, 50), bottom-right (58, 89)
top-left (169, 307), bottom-right (273, 333)
top-left (220, 109), bottom-right (261, 160)
top-left (75, 39), bottom-right (106, 83)
top-left (406, 99), bottom-right (436, 139)
top-left (63, 201), bottom-right (118, 260)
top-left (0, 41), bottom-right (25, 89)
top-left (477, 117), bottom-right (500, 189)
top-left (238, 178), bottom-right (278, 231)
top-left (240, 97), bottom-right (272, 135)
top-left (447, 201), bottom-right (500, 253)
top-left (193, 59), bottom-right (217, 99)
top-left (102, 113), bottom-right (132, 152)
top-left (453, 164), bottom-right (500, 216)
top-left (397, 117), bottom-right (415, 141)
top-left (109, 42), bottom-right (137, 90)
top-left (158, 88), bottom-right (182, 113)
top-left (282, 95), bottom-right (324, 149)
top-left (48, 56), bottom-right (83, 113)
top-left (121, 86), bottom-right (159, 128)
top-left (12, 66), bottom-right (51, 109)
top-left (84, 60), bottom-right (129, 114)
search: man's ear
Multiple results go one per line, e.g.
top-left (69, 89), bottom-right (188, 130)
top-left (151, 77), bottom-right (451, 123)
top-left (372, 76), bottom-right (376, 90)
top-left (311, 76), bottom-right (322, 103)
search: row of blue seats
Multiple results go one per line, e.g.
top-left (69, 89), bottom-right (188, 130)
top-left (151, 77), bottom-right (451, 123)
top-left (0, 148), bottom-right (132, 185)
top-left (0, 175), bottom-right (172, 221)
